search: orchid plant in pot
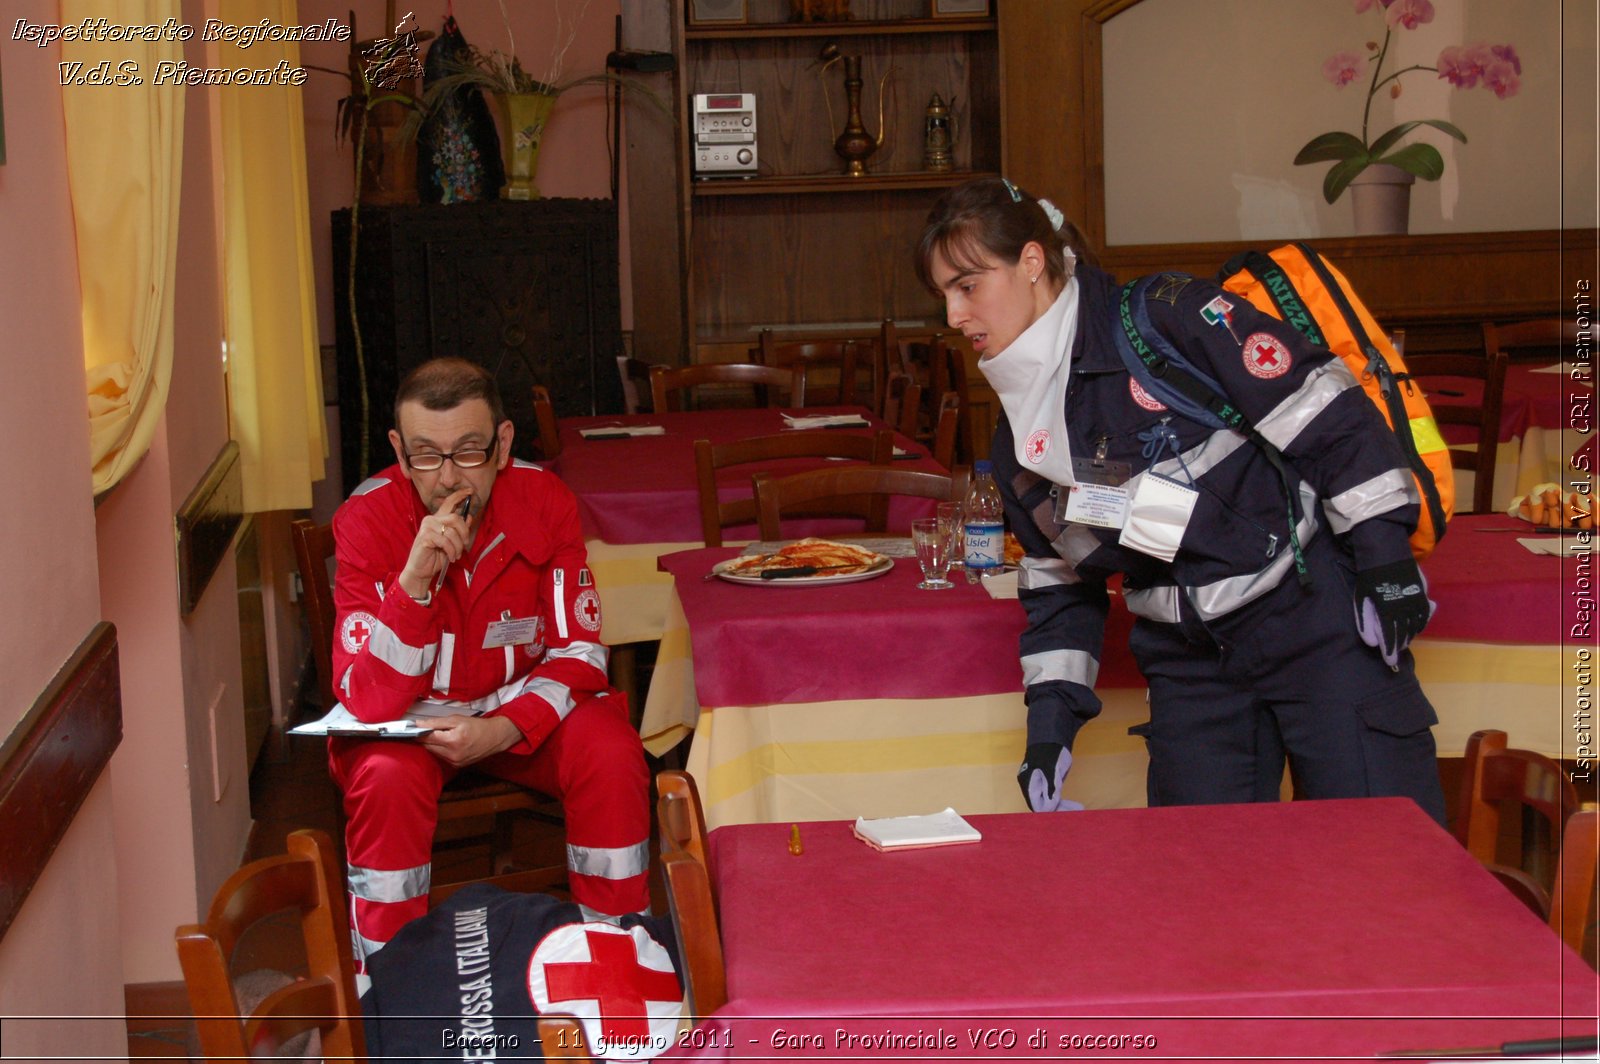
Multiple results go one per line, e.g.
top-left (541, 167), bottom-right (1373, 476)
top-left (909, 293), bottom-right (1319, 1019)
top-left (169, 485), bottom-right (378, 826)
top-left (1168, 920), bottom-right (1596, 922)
top-left (1293, 0), bottom-right (1520, 231)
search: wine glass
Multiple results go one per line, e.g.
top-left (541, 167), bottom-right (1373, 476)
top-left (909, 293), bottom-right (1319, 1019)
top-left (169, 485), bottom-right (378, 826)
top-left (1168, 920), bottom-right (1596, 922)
top-left (911, 517), bottom-right (955, 590)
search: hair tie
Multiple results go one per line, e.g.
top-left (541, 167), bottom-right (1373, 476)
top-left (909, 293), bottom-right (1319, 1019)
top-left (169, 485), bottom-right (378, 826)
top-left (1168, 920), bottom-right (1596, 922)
top-left (1038, 197), bottom-right (1065, 233)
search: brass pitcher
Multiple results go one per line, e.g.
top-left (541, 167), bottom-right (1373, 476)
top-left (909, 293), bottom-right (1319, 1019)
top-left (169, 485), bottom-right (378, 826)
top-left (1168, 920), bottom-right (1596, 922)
top-left (833, 55), bottom-right (882, 177)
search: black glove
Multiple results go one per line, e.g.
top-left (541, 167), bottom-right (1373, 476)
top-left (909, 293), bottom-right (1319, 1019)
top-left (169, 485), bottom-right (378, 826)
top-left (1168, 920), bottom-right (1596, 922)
top-left (1016, 742), bottom-right (1083, 812)
top-left (1353, 558), bottom-right (1434, 668)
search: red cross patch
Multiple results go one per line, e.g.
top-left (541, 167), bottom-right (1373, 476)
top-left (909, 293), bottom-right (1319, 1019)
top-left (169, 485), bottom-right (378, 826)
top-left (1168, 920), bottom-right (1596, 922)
top-left (1025, 429), bottom-right (1050, 464)
top-left (1242, 332), bottom-right (1291, 379)
top-left (1129, 378), bottom-right (1167, 412)
top-left (340, 610), bottom-right (378, 653)
top-left (527, 923), bottom-right (681, 1059)
top-left (574, 588), bottom-right (602, 633)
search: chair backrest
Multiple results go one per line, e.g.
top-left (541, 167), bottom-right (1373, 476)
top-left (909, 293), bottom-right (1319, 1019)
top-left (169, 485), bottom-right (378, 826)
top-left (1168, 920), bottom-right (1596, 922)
top-left (1455, 729), bottom-right (1582, 924)
top-left (882, 322), bottom-right (969, 459)
top-left (176, 829), bottom-right (366, 1063)
top-left (882, 371), bottom-right (922, 439)
top-left (651, 363), bottom-right (806, 413)
top-left (1483, 318), bottom-right (1599, 363)
top-left (694, 429), bottom-right (894, 547)
top-left (757, 331), bottom-right (864, 407)
top-left (753, 464), bottom-right (967, 541)
top-left (290, 519), bottom-right (338, 710)
top-left (931, 390), bottom-right (962, 471)
top-left (656, 769), bottom-right (710, 873)
top-left (532, 385), bottom-right (561, 461)
top-left (616, 356), bottom-right (657, 415)
top-left (1551, 808), bottom-right (1598, 957)
top-left (1403, 351), bottom-right (1507, 514)
top-left (661, 850), bottom-right (728, 1018)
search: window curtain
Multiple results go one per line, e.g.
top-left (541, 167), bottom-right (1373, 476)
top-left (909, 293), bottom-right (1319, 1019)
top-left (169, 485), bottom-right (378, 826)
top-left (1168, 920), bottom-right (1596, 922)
top-left (62, 0), bottom-right (184, 495)
top-left (217, 0), bottom-right (326, 512)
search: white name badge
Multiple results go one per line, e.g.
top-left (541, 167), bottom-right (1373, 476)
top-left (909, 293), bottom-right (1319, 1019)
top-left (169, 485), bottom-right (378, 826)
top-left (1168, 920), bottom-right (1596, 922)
top-left (1060, 481), bottom-right (1131, 529)
top-left (1117, 474), bottom-right (1199, 563)
top-left (483, 616), bottom-right (540, 649)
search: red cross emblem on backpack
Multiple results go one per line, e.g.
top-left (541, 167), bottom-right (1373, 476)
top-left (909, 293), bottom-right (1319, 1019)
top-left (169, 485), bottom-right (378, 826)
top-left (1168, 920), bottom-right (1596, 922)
top-left (1242, 332), bottom-right (1291, 379)
top-left (527, 923), bottom-right (681, 1058)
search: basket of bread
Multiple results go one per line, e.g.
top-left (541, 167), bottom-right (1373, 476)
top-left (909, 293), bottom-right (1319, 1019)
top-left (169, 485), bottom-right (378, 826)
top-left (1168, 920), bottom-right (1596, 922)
top-left (1507, 483), bottom-right (1594, 531)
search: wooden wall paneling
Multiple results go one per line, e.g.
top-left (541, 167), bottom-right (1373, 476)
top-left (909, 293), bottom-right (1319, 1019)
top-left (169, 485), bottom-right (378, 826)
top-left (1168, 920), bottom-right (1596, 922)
top-left (0, 623), bottom-right (121, 942)
top-left (999, 3), bottom-right (1083, 222)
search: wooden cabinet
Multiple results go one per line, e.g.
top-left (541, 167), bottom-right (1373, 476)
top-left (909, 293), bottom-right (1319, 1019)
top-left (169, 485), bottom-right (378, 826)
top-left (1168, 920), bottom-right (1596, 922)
top-left (625, 1), bottom-right (1003, 365)
top-left (331, 200), bottom-right (626, 490)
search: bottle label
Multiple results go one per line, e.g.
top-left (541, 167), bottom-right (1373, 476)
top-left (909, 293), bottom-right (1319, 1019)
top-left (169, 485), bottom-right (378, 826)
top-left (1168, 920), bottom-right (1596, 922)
top-left (964, 520), bottom-right (1003, 569)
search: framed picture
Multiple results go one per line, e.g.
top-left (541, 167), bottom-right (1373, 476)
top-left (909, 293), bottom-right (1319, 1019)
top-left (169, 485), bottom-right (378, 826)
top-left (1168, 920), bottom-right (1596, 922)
top-left (688, 0), bottom-right (746, 25)
top-left (931, 0), bottom-right (990, 17)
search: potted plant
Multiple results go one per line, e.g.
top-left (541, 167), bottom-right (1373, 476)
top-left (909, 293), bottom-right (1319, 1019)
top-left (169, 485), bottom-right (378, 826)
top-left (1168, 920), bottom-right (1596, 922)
top-left (1293, 0), bottom-right (1520, 233)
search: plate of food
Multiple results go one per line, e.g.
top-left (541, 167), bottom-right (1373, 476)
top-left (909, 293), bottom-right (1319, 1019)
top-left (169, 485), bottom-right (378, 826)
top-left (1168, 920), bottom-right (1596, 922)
top-left (713, 538), bottom-right (893, 586)
top-left (1507, 485), bottom-right (1594, 533)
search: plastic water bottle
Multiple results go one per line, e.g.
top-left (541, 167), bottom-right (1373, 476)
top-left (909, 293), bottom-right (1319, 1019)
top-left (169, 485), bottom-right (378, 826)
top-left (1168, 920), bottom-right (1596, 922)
top-left (963, 459), bottom-right (1004, 578)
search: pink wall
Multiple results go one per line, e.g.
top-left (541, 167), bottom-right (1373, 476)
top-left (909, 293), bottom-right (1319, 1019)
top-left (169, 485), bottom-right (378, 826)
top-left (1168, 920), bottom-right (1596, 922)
top-left (298, 0), bottom-right (629, 343)
top-left (0, 1), bottom-right (126, 1054)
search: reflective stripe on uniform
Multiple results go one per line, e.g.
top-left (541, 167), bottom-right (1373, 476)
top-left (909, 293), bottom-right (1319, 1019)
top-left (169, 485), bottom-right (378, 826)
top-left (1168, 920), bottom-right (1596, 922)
top-left (1124, 584), bottom-right (1183, 623)
top-left (567, 840), bottom-right (650, 881)
top-left (1188, 483), bottom-right (1321, 622)
top-left (347, 861), bottom-right (431, 903)
top-left (1254, 360), bottom-right (1358, 452)
top-left (354, 928), bottom-right (388, 965)
top-left (1018, 555), bottom-right (1080, 589)
top-left (365, 617), bottom-right (437, 677)
top-left (578, 904), bottom-right (650, 925)
top-left (1050, 524), bottom-right (1101, 569)
top-left (433, 631), bottom-right (455, 691)
top-left (1323, 468), bottom-right (1417, 533)
top-left (351, 475), bottom-right (394, 497)
top-left (545, 640), bottom-right (608, 672)
top-left (553, 568), bottom-right (569, 639)
top-left (1021, 648), bottom-right (1100, 689)
top-left (524, 676), bottom-right (577, 720)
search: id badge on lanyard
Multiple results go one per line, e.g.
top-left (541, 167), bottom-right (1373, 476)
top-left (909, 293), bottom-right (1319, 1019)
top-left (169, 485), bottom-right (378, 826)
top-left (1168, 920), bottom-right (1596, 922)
top-left (1054, 441), bottom-right (1133, 530)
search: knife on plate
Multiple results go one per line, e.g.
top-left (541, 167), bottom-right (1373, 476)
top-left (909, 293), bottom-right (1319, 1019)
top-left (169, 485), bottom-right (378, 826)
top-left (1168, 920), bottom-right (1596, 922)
top-left (759, 564), bottom-right (864, 579)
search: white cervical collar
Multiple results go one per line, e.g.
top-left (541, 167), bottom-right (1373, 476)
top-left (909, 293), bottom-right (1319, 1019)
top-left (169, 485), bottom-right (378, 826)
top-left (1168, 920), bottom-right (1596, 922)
top-left (975, 278), bottom-right (1081, 486)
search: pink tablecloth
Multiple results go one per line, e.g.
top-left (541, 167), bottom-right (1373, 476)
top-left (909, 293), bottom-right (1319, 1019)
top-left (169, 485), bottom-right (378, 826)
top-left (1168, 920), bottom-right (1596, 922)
top-left (551, 407), bottom-right (942, 544)
top-left (1432, 362), bottom-right (1591, 444)
top-left (659, 547), bottom-right (1141, 708)
top-left (668, 799), bottom-right (1595, 1061)
top-left (1421, 513), bottom-right (1589, 644)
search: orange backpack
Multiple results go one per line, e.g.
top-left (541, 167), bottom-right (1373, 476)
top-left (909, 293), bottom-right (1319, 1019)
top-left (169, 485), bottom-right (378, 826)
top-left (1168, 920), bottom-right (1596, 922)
top-left (1115, 243), bottom-right (1452, 563)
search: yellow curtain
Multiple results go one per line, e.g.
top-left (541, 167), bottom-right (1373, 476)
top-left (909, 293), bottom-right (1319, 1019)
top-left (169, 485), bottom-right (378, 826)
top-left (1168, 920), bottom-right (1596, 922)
top-left (217, 0), bottom-right (327, 512)
top-left (62, 0), bottom-right (184, 495)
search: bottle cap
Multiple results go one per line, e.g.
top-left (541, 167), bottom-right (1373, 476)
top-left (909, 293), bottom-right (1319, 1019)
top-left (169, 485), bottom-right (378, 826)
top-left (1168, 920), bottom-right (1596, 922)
top-left (974, 459), bottom-right (993, 474)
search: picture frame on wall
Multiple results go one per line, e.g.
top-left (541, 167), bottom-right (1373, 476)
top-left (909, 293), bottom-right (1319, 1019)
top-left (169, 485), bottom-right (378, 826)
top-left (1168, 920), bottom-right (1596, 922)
top-left (688, 0), bottom-right (746, 25)
top-left (931, 0), bottom-right (990, 17)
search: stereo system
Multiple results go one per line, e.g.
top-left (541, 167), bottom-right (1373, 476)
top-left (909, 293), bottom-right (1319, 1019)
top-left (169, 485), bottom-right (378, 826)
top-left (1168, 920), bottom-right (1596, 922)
top-left (692, 93), bottom-right (757, 177)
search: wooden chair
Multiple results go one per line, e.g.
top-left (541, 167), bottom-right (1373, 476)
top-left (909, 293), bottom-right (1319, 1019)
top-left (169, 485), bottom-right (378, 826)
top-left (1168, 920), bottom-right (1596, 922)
top-left (532, 385), bottom-right (561, 461)
top-left (931, 390), bottom-right (962, 471)
top-left (694, 429), bottom-right (894, 547)
top-left (882, 322), bottom-right (971, 460)
top-left (1483, 318), bottom-right (1600, 363)
top-left (756, 331), bottom-right (864, 407)
top-left (650, 363), bottom-right (806, 413)
top-left (882, 371), bottom-right (922, 439)
top-left (655, 769), bottom-right (726, 1016)
top-left (1550, 809), bottom-right (1598, 957)
top-left (290, 519), bottom-right (561, 883)
top-left (752, 465), bottom-right (969, 541)
top-left (616, 355), bottom-right (658, 414)
top-left (176, 829), bottom-right (366, 1063)
top-left (1454, 729), bottom-right (1582, 928)
top-left (1403, 350), bottom-right (1507, 514)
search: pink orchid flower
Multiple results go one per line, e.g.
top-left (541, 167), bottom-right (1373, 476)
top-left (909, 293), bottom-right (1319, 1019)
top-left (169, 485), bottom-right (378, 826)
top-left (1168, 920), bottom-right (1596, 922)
top-left (1322, 51), bottom-right (1364, 87)
top-left (1351, 0), bottom-right (1395, 11)
top-left (1436, 43), bottom-right (1488, 88)
top-left (1490, 44), bottom-right (1522, 76)
top-left (1385, 0), bottom-right (1434, 29)
top-left (1483, 57), bottom-right (1521, 99)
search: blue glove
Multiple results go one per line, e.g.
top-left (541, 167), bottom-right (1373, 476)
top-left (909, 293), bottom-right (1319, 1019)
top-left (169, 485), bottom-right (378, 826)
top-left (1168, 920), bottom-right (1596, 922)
top-left (1353, 558), bottom-right (1435, 669)
top-left (1018, 743), bottom-right (1084, 812)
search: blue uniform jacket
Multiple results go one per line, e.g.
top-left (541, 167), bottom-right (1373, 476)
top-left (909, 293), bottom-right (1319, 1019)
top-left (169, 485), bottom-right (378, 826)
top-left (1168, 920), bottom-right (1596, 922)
top-left (991, 264), bottom-right (1420, 750)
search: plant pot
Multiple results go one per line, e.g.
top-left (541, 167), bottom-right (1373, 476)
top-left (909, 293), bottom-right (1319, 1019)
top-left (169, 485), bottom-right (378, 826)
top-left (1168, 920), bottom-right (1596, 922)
top-left (359, 98), bottom-right (419, 206)
top-left (1348, 163), bottom-right (1415, 236)
top-left (489, 91), bottom-right (558, 201)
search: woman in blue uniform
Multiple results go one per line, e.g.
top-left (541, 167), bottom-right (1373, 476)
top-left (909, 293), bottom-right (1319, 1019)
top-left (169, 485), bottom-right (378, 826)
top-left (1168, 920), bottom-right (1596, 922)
top-left (917, 177), bottom-right (1444, 823)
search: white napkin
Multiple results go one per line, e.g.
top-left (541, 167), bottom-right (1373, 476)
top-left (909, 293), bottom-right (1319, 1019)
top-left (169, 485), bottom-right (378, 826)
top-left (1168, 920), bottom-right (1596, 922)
top-left (578, 424), bottom-right (666, 439)
top-left (980, 568), bottom-right (1020, 599)
top-left (781, 414), bottom-right (870, 430)
top-left (1518, 536), bottom-right (1593, 556)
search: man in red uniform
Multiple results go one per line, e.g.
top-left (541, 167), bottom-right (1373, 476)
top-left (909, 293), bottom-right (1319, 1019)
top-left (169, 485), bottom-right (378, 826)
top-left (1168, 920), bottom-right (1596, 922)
top-left (327, 358), bottom-right (649, 978)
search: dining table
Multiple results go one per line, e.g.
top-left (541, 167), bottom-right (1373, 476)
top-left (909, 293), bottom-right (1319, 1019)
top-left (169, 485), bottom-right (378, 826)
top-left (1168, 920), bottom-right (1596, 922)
top-left (549, 406), bottom-right (943, 648)
top-left (1428, 361), bottom-right (1593, 510)
top-left (637, 512), bottom-right (1592, 831)
top-left (659, 799), bottom-right (1596, 1061)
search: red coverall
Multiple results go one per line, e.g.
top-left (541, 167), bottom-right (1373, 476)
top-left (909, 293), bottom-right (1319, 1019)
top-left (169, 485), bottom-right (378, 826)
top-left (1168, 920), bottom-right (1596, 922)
top-left (327, 460), bottom-right (649, 968)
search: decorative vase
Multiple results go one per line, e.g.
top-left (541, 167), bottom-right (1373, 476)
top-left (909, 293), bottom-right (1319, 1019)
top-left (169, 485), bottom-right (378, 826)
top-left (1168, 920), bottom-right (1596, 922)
top-left (359, 97), bottom-right (420, 206)
top-left (833, 55), bottom-right (878, 177)
top-left (489, 91), bottom-right (557, 201)
top-left (1348, 163), bottom-right (1415, 236)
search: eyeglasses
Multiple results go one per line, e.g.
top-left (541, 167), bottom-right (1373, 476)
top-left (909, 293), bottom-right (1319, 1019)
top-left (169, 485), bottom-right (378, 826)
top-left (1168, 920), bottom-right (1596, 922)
top-left (403, 437), bottom-right (497, 472)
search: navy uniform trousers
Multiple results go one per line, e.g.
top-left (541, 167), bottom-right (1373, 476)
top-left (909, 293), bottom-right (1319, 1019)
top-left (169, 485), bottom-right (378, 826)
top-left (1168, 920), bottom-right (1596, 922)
top-left (1126, 530), bottom-right (1446, 825)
